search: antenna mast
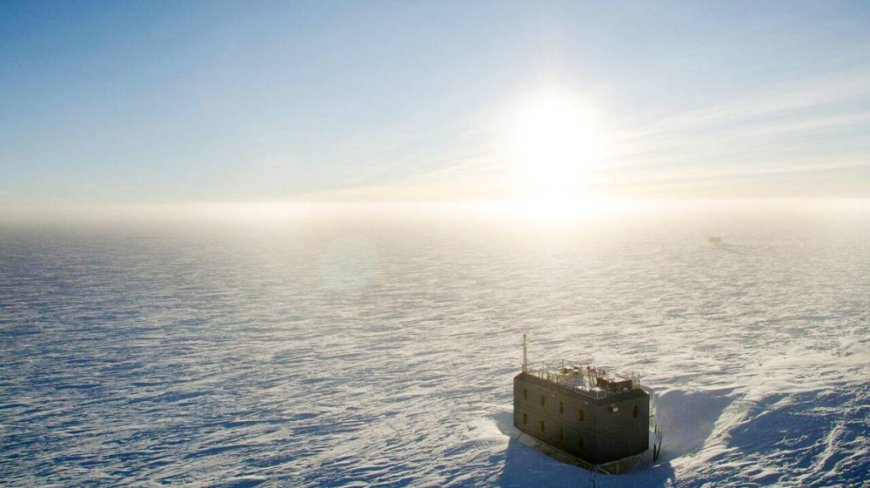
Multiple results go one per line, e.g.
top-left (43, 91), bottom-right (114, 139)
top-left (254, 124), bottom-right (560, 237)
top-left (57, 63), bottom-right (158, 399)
top-left (522, 334), bottom-right (528, 373)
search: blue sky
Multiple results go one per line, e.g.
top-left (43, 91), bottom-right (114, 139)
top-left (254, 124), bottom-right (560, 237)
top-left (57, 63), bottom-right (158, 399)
top-left (1, 0), bottom-right (869, 205)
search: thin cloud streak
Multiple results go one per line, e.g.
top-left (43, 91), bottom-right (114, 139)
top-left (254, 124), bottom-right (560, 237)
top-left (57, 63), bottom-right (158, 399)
top-left (312, 69), bottom-right (870, 200)
top-left (616, 69), bottom-right (870, 141)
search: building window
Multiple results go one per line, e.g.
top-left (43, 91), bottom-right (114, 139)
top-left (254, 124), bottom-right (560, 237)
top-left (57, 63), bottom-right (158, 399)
top-left (633, 405), bottom-right (639, 418)
top-left (558, 426), bottom-right (563, 441)
top-left (523, 388), bottom-right (527, 400)
top-left (540, 395), bottom-right (546, 407)
top-left (579, 409), bottom-right (584, 421)
top-left (523, 413), bottom-right (527, 425)
top-left (559, 401), bottom-right (564, 414)
top-left (540, 420), bottom-right (545, 432)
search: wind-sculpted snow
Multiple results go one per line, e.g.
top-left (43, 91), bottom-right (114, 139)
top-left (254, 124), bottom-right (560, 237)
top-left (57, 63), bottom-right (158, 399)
top-left (1, 210), bottom-right (868, 487)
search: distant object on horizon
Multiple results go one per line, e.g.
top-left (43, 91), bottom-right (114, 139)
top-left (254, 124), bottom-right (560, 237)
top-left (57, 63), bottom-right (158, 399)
top-left (708, 236), bottom-right (722, 244)
top-left (513, 335), bottom-right (661, 474)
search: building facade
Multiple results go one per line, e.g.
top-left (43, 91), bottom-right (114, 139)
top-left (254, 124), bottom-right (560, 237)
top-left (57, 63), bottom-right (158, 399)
top-left (513, 369), bottom-right (649, 469)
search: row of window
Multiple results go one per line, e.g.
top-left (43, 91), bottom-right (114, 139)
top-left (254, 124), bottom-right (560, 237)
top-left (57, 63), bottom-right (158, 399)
top-left (524, 388), bottom-right (586, 420)
top-left (522, 388), bottom-right (640, 418)
top-left (521, 412), bottom-right (584, 449)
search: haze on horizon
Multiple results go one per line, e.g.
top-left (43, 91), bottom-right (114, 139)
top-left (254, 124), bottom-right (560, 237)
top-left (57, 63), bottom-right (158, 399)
top-left (2, 1), bottom-right (870, 217)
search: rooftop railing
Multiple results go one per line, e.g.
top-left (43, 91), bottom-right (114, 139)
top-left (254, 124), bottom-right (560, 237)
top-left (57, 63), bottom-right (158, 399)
top-left (525, 361), bottom-right (642, 399)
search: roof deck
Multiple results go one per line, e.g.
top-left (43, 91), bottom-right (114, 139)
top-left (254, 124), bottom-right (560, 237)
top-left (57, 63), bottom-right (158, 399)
top-left (523, 360), bottom-right (642, 400)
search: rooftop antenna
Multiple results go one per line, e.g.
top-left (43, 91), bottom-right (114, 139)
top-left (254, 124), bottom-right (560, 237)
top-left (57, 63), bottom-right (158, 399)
top-left (522, 333), bottom-right (528, 373)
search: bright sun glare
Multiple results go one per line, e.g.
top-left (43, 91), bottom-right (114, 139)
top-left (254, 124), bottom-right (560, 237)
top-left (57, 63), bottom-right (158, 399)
top-left (508, 91), bottom-right (603, 200)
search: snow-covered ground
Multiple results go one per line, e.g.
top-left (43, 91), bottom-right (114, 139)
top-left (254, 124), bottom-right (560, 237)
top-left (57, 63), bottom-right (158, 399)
top-left (1, 204), bottom-right (868, 486)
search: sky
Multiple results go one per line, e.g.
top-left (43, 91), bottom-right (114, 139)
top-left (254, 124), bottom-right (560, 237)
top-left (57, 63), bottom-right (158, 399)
top-left (1, 0), bottom-right (869, 209)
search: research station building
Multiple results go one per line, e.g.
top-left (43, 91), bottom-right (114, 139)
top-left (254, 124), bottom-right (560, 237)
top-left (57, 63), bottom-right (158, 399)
top-left (513, 336), bottom-right (650, 473)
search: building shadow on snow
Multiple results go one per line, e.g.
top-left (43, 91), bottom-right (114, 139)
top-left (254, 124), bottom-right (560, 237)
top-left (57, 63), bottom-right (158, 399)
top-left (492, 410), bottom-right (678, 488)
top-left (498, 438), bottom-right (678, 488)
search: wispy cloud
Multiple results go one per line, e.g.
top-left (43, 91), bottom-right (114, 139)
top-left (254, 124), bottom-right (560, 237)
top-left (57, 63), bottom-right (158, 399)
top-left (617, 70), bottom-right (870, 140)
top-left (305, 69), bottom-right (870, 201)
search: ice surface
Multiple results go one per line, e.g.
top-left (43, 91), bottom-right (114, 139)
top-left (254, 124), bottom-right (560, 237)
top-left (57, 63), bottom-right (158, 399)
top-left (1, 206), bottom-right (868, 486)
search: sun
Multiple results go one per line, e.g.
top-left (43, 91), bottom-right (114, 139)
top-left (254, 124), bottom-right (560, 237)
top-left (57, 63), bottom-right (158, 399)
top-left (507, 90), bottom-right (603, 199)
